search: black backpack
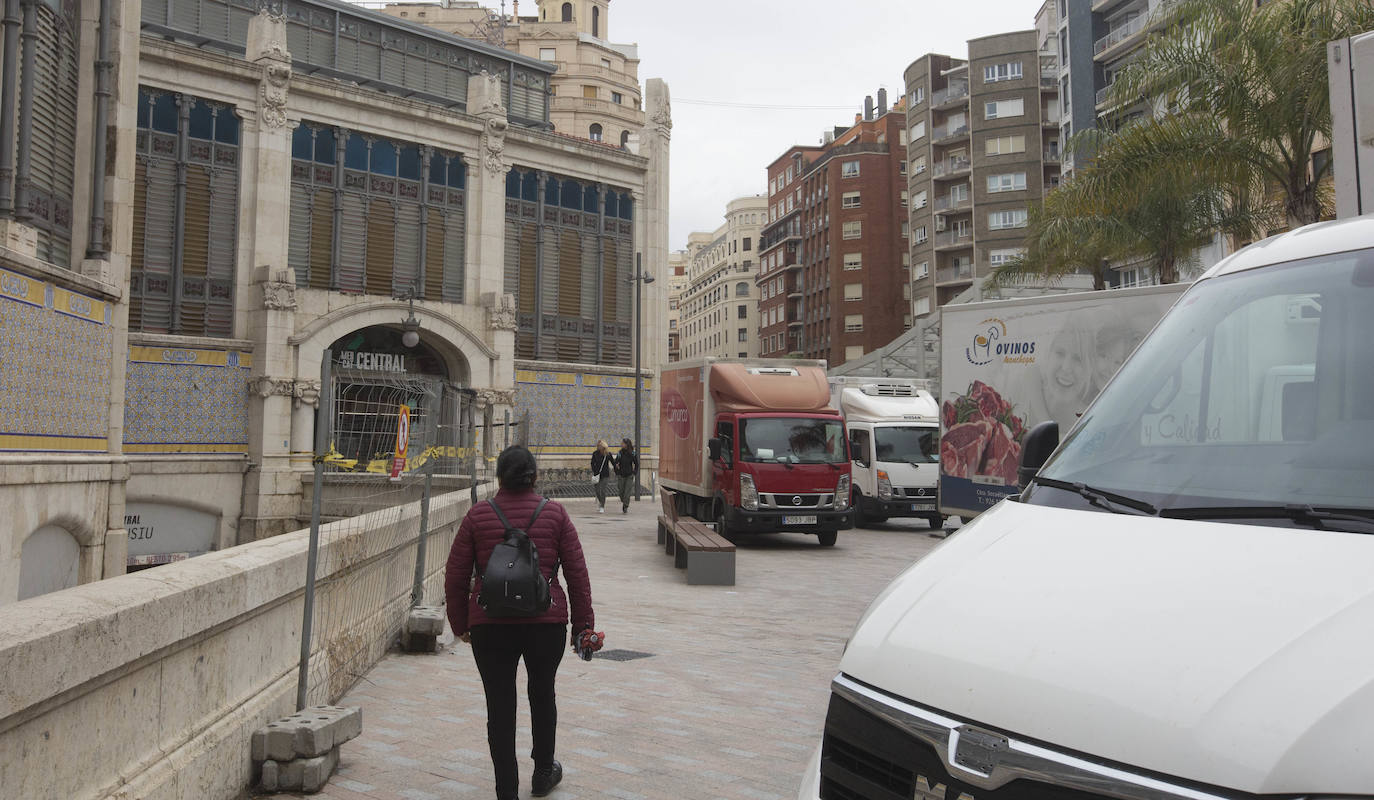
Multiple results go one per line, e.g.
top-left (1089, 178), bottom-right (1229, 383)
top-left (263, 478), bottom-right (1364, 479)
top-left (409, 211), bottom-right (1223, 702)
top-left (477, 498), bottom-right (556, 618)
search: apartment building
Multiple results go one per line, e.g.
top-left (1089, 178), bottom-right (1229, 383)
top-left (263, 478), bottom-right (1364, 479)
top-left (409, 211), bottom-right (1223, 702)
top-left (666, 250), bottom-right (688, 362)
top-left (679, 197), bottom-right (767, 360)
top-left (379, 0), bottom-right (644, 147)
top-left (758, 96), bottom-right (911, 368)
top-left (905, 29), bottom-right (1061, 320)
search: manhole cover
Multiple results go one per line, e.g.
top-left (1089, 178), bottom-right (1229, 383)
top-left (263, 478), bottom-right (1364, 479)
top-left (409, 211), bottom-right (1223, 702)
top-left (595, 649), bottom-right (654, 662)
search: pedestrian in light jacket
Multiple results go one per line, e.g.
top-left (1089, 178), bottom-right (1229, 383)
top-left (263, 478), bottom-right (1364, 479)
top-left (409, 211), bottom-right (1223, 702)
top-left (614, 437), bottom-right (638, 513)
top-left (445, 445), bottom-right (596, 800)
top-left (590, 439), bottom-right (615, 513)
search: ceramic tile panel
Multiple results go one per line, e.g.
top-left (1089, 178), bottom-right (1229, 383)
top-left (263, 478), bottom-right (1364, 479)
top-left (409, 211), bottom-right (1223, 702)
top-left (123, 347), bottom-right (252, 454)
top-left (513, 370), bottom-right (654, 456)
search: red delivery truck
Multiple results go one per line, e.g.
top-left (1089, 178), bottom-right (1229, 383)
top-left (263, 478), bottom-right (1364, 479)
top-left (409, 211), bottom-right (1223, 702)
top-left (658, 358), bottom-right (854, 546)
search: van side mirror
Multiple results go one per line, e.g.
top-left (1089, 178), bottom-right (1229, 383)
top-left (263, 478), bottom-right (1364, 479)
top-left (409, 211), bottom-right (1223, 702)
top-left (1017, 421), bottom-right (1059, 489)
top-left (708, 437), bottom-right (722, 461)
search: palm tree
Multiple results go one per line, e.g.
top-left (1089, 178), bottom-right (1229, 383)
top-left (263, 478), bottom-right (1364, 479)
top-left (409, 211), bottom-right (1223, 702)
top-left (1079, 0), bottom-right (1374, 230)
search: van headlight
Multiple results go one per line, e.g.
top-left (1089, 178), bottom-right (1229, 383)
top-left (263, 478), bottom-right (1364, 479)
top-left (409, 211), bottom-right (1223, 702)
top-left (877, 469), bottom-right (893, 499)
top-left (835, 474), bottom-right (851, 510)
top-left (740, 473), bottom-right (758, 510)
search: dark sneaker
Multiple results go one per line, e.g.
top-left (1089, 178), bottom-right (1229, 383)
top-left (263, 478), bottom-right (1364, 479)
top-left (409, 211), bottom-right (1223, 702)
top-left (531, 761), bottom-right (562, 797)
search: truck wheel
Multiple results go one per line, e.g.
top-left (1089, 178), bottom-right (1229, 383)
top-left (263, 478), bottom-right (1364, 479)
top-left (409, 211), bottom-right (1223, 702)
top-left (817, 531), bottom-right (837, 547)
top-left (852, 494), bottom-right (868, 528)
top-left (928, 515), bottom-right (946, 529)
top-left (714, 505), bottom-right (733, 541)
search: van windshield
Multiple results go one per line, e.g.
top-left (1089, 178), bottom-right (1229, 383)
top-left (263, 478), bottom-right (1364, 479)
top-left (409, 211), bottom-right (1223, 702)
top-left (740, 417), bottom-right (847, 464)
top-left (1036, 247), bottom-right (1374, 514)
top-left (875, 426), bottom-right (940, 464)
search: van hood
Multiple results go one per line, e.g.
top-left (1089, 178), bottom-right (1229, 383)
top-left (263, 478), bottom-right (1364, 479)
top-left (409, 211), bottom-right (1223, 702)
top-left (840, 501), bottom-right (1374, 794)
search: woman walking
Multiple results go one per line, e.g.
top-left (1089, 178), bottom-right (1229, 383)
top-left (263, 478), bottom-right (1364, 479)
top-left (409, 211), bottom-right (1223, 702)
top-left (590, 439), bottom-right (615, 513)
top-left (614, 437), bottom-right (638, 513)
top-left (445, 445), bottom-right (596, 800)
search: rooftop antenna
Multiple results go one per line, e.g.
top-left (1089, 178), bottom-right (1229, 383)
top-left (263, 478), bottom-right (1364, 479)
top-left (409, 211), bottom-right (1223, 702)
top-left (471, 0), bottom-right (508, 48)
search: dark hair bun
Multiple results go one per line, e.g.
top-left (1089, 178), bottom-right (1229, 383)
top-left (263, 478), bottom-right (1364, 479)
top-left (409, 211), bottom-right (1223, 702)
top-left (496, 445), bottom-right (538, 489)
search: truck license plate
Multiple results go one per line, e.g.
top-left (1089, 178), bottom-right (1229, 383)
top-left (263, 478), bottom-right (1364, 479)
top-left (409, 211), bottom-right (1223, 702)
top-left (782, 515), bottom-right (817, 525)
top-left (910, 503), bottom-right (935, 511)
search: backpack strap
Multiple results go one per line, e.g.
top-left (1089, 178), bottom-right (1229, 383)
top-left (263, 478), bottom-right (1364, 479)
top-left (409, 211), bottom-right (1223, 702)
top-left (487, 498), bottom-right (514, 531)
top-left (478, 497), bottom-right (557, 579)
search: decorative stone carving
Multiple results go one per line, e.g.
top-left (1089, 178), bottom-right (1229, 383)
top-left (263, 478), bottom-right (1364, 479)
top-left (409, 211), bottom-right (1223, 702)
top-left (651, 99), bottom-right (672, 137)
top-left (261, 278), bottom-right (297, 310)
top-left (247, 7), bottom-right (290, 63)
top-left (484, 293), bottom-right (517, 331)
top-left (250, 376), bottom-right (296, 398)
top-left (260, 63), bottom-right (292, 129)
top-left (471, 71), bottom-right (510, 179)
top-left (474, 389), bottom-right (514, 410)
top-left (475, 70), bottom-right (506, 117)
top-left (293, 380), bottom-right (321, 409)
top-left (482, 116), bottom-right (509, 178)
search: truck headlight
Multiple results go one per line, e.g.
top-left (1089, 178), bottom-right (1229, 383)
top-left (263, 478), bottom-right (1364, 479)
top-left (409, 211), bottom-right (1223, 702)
top-left (877, 469), bottom-right (893, 499)
top-left (835, 474), bottom-right (851, 510)
top-left (740, 473), bottom-right (758, 510)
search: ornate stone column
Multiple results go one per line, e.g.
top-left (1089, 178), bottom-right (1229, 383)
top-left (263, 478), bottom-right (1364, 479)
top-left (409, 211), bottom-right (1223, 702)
top-left (290, 378), bottom-right (321, 468)
top-left (639, 79), bottom-right (673, 472)
top-left (464, 71), bottom-right (512, 305)
top-left (239, 9), bottom-right (301, 542)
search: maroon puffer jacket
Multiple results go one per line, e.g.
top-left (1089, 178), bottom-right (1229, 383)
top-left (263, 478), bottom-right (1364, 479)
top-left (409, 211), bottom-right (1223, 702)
top-left (444, 489), bottom-right (595, 637)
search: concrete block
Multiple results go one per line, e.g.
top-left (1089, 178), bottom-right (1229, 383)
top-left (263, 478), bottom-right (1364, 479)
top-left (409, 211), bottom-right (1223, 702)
top-left (255, 706), bottom-right (361, 760)
top-left (686, 551), bottom-right (735, 586)
top-left (261, 719), bottom-right (298, 761)
top-left (259, 759), bottom-right (281, 792)
top-left (406, 605), bottom-right (445, 636)
top-left (279, 748), bottom-right (339, 793)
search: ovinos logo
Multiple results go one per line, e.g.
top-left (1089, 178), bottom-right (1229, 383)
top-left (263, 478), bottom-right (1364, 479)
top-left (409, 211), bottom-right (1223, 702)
top-left (966, 317), bottom-right (1035, 366)
top-left (662, 389), bottom-right (692, 439)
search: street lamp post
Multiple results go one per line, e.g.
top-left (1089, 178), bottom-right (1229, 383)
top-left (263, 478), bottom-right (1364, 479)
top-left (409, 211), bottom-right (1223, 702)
top-left (629, 253), bottom-right (654, 501)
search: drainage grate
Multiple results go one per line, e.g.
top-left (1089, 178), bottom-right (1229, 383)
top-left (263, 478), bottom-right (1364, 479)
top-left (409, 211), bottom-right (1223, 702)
top-left (595, 649), bottom-right (654, 662)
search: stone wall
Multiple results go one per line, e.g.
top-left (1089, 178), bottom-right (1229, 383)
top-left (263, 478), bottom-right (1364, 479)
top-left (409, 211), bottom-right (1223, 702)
top-left (0, 483), bottom-right (488, 800)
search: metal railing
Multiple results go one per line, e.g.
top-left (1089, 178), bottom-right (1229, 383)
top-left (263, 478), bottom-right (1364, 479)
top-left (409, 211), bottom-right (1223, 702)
top-left (932, 123), bottom-right (970, 142)
top-left (1044, 148), bottom-right (1061, 163)
top-left (934, 230), bottom-right (973, 248)
top-left (1094, 15), bottom-right (1146, 55)
top-left (937, 263), bottom-right (974, 283)
top-left (931, 83), bottom-right (969, 107)
top-left (931, 156), bottom-right (971, 178)
top-left (935, 193), bottom-right (970, 212)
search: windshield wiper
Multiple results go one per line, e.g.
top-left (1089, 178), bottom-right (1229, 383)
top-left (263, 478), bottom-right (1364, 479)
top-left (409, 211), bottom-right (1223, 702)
top-left (1030, 476), bottom-right (1158, 516)
top-left (1159, 504), bottom-right (1374, 533)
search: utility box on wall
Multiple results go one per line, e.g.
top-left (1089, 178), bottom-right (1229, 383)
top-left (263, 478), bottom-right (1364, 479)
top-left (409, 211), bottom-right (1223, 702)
top-left (1329, 31), bottom-right (1374, 218)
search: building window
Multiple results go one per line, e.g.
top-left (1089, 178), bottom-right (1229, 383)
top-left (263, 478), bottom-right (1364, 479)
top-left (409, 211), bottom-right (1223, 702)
top-left (985, 134), bottom-right (1027, 156)
top-left (843, 253), bottom-right (862, 271)
top-left (737, 304), bottom-right (748, 318)
top-left (916, 296), bottom-right (931, 315)
top-left (743, 237), bottom-right (751, 251)
top-left (612, 91), bottom-right (623, 104)
top-left (842, 221), bottom-right (862, 239)
top-left (844, 283), bottom-right (863, 301)
top-left (988, 209), bottom-right (1029, 230)
top-left (786, 166), bottom-right (794, 182)
top-left (845, 314), bottom-right (864, 332)
top-left (588, 123), bottom-right (603, 142)
top-left (910, 86), bottom-right (925, 105)
top-left (987, 172), bottom-right (1027, 192)
top-left (984, 98), bottom-right (1025, 120)
top-left (845, 345), bottom-right (864, 361)
top-left (911, 120), bottom-right (926, 140)
top-left (912, 155), bottom-right (926, 174)
top-left (841, 160), bottom-right (860, 178)
top-left (736, 281), bottom-right (749, 297)
top-left (913, 189), bottom-right (927, 209)
top-left (583, 85), bottom-right (598, 99)
top-left (592, 6), bottom-right (599, 36)
top-left (983, 61), bottom-right (1023, 83)
top-left (620, 130), bottom-right (630, 148)
top-left (901, 190), bottom-right (909, 208)
top-left (539, 47), bottom-right (556, 61)
top-left (841, 191), bottom-right (861, 209)
top-left (561, 2), bottom-right (572, 22)
top-left (989, 247), bottom-right (1025, 266)
top-left (134, 89), bottom-right (241, 336)
top-left (912, 224), bottom-right (926, 243)
top-left (914, 261), bottom-right (929, 280)
top-left (899, 129), bottom-right (908, 147)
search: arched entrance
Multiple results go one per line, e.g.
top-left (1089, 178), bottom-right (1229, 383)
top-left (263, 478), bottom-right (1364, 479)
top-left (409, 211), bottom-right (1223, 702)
top-left (324, 325), bottom-right (476, 475)
top-left (18, 525), bottom-right (80, 601)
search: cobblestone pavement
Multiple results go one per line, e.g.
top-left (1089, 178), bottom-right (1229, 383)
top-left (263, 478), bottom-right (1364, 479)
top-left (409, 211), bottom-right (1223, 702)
top-left (300, 498), bottom-right (946, 800)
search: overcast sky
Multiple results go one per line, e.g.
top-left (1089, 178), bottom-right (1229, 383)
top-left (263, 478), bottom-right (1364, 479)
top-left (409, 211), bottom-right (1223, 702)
top-left (608, 0), bottom-right (1045, 251)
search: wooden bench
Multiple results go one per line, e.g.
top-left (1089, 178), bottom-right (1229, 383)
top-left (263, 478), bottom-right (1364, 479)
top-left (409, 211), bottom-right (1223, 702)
top-left (657, 490), bottom-right (735, 585)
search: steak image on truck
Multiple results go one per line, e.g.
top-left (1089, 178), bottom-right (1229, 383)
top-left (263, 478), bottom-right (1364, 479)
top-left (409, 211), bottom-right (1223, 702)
top-left (799, 215), bottom-right (1374, 800)
top-left (828, 377), bottom-right (943, 529)
top-left (659, 358), bottom-right (854, 546)
top-left (937, 284), bottom-right (1185, 519)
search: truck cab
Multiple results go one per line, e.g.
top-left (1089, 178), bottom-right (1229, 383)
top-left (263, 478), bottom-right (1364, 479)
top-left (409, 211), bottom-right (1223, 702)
top-left (831, 379), bottom-right (943, 529)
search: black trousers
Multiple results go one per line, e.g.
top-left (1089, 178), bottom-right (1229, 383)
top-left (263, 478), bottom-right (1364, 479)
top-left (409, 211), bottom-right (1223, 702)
top-left (469, 623), bottom-right (567, 797)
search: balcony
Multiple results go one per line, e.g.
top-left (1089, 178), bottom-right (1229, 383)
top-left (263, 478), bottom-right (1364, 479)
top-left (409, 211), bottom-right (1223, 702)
top-left (1094, 15), bottom-right (1146, 58)
top-left (937, 263), bottom-right (974, 284)
top-left (931, 83), bottom-right (970, 108)
top-left (1043, 148), bottom-right (1061, 164)
top-left (933, 230), bottom-right (973, 250)
top-left (935, 193), bottom-right (970, 212)
top-left (931, 156), bottom-right (971, 179)
top-left (933, 123), bottom-right (970, 143)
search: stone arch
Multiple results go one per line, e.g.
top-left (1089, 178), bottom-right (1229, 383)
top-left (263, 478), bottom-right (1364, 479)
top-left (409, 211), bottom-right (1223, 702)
top-left (291, 302), bottom-right (497, 388)
top-left (561, 2), bottom-right (572, 22)
top-left (17, 514), bottom-right (98, 601)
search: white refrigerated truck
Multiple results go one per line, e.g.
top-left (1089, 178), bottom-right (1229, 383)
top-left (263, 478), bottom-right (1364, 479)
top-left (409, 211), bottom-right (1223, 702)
top-left (828, 377), bottom-right (944, 529)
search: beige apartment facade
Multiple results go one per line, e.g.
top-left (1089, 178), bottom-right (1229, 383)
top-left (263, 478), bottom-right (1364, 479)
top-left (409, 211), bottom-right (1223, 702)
top-left (678, 196), bottom-right (767, 361)
top-left (905, 29), bottom-right (1062, 323)
top-left (379, 0), bottom-right (643, 148)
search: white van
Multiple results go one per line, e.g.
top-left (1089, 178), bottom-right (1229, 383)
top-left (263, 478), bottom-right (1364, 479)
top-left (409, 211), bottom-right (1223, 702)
top-left (829, 378), bottom-right (943, 529)
top-left (800, 215), bottom-right (1374, 799)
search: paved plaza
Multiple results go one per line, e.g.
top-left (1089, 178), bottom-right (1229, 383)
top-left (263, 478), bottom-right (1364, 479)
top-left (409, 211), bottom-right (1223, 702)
top-left (293, 497), bottom-right (946, 800)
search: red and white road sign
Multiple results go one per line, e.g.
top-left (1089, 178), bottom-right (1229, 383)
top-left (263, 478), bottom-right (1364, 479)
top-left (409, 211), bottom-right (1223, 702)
top-left (390, 404), bottom-right (411, 480)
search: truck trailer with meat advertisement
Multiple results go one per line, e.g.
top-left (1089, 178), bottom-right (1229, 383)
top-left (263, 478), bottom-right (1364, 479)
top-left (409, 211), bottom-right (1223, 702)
top-left (938, 284), bottom-right (1186, 518)
top-left (659, 358), bottom-right (854, 546)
